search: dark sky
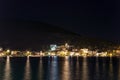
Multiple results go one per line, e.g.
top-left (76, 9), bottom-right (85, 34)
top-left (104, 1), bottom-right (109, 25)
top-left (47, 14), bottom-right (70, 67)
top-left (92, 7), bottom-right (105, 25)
top-left (0, 0), bottom-right (120, 41)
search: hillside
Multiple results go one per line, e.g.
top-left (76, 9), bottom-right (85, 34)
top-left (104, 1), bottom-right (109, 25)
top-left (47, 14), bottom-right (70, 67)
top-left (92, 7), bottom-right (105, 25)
top-left (0, 20), bottom-right (117, 51)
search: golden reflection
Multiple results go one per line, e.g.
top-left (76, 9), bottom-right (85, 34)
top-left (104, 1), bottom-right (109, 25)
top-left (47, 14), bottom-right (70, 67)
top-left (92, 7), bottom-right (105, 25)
top-left (96, 57), bottom-right (99, 75)
top-left (82, 57), bottom-right (89, 80)
top-left (65, 56), bottom-right (69, 60)
top-left (24, 57), bottom-right (31, 80)
top-left (109, 57), bottom-right (113, 79)
top-left (95, 58), bottom-right (99, 80)
top-left (3, 56), bottom-right (11, 80)
top-left (75, 58), bottom-right (80, 79)
top-left (38, 59), bottom-right (43, 80)
top-left (118, 58), bottom-right (120, 79)
top-left (102, 59), bottom-right (105, 74)
top-left (61, 58), bottom-right (71, 80)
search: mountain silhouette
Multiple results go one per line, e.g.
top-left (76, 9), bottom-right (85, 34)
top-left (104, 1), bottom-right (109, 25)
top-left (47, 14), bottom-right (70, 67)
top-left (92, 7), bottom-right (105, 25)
top-left (0, 20), bottom-right (80, 50)
top-left (0, 20), bottom-right (116, 51)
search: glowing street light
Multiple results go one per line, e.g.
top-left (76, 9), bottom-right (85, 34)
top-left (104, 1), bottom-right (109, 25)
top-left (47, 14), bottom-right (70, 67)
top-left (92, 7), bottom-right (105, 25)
top-left (7, 49), bottom-right (10, 53)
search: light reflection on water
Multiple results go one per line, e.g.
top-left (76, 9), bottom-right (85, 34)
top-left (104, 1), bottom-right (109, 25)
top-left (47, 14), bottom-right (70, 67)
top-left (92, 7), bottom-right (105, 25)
top-left (82, 57), bottom-right (89, 80)
top-left (0, 57), bottom-right (120, 80)
top-left (3, 56), bottom-right (12, 80)
top-left (109, 57), bottom-right (113, 80)
top-left (24, 57), bottom-right (31, 80)
top-left (118, 58), bottom-right (120, 79)
top-left (50, 57), bottom-right (59, 80)
top-left (38, 58), bottom-right (43, 80)
top-left (95, 57), bottom-right (99, 80)
top-left (75, 57), bottom-right (80, 80)
top-left (61, 57), bottom-right (71, 80)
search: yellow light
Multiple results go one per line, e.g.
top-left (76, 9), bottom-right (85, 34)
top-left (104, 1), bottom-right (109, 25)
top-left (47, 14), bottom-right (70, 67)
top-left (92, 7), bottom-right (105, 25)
top-left (70, 52), bottom-right (74, 56)
top-left (7, 49), bottom-right (10, 53)
top-left (27, 51), bottom-right (30, 53)
top-left (110, 54), bottom-right (112, 57)
top-left (51, 53), bottom-right (55, 56)
top-left (0, 48), bottom-right (3, 51)
top-left (75, 53), bottom-right (80, 56)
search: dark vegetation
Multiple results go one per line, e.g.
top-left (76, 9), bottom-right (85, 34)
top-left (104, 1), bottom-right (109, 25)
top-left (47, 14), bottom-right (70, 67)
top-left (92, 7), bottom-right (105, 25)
top-left (0, 20), bottom-right (118, 51)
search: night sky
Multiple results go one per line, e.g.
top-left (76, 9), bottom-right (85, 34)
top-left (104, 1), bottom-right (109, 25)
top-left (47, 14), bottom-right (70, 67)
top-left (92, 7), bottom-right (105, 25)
top-left (0, 0), bottom-right (120, 41)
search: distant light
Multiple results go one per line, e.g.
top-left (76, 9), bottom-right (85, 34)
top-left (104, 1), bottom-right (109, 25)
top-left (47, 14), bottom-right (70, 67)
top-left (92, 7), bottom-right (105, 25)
top-left (110, 54), bottom-right (112, 57)
top-left (0, 47), bottom-right (3, 51)
top-left (50, 44), bottom-right (57, 51)
top-left (48, 52), bottom-right (51, 55)
top-left (65, 43), bottom-right (69, 48)
top-left (75, 53), bottom-right (80, 56)
top-left (81, 48), bottom-right (88, 53)
top-left (70, 52), bottom-right (74, 56)
top-left (51, 53), bottom-right (55, 56)
top-left (7, 49), bottom-right (10, 53)
top-left (27, 51), bottom-right (30, 53)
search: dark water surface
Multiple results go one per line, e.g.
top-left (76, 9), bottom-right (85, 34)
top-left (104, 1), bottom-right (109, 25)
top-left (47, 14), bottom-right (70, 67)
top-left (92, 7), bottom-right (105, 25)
top-left (0, 56), bottom-right (120, 80)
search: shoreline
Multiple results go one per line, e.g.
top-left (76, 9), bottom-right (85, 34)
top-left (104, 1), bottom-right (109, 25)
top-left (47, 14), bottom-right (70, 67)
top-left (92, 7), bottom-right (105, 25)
top-left (0, 55), bottom-right (120, 58)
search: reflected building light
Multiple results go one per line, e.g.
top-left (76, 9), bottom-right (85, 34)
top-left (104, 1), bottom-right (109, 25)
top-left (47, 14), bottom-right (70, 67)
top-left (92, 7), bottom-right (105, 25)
top-left (24, 57), bottom-right (31, 80)
top-left (76, 56), bottom-right (79, 61)
top-left (50, 60), bottom-right (59, 80)
top-left (83, 54), bottom-right (87, 58)
top-left (3, 56), bottom-right (11, 80)
top-left (38, 59), bottom-right (43, 80)
top-left (61, 59), bottom-right (71, 80)
top-left (95, 57), bottom-right (99, 79)
top-left (82, 57), bottom-right (89, 80)
top-left (40, 56), bottom-right (42, 60)
top-left (102, 60), bottom-right (106, 77)
top-left (109, 57), bottom-right (113, 79)
top-left (118, 58), bottom-right (120, 79)
top-left (75, 59), bottom-right (80, 80)
top-left (52, 56), bottom-right (58, 61)
top-left (76, 59), bottom-right (79, 69)
top-left (96, 57), bottom-right (99, 67)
